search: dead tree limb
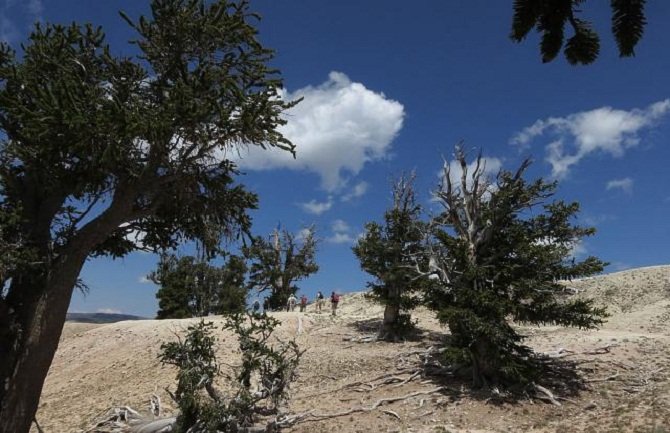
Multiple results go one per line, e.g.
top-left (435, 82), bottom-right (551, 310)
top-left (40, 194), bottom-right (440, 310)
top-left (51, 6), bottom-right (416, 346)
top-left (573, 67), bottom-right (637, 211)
top-left (282, 387), bottom-right (454, 426)
top-left (532, 383), bottom-right (561, 407)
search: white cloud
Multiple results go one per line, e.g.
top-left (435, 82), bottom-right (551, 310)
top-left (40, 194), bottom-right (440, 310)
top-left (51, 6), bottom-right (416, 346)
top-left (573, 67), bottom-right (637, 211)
top-left (327, 232), bottom-right (356, 244)
top-left (299, 197), bottom-right (333, 215)
top-left (341, 181), bottom-right (369, 202)
top-left (138, 275), bottom-right (152, 284)
top-left (433, 155), bottom-right (502, 202)
top-left (295, 227), bottom-right (313, 242)
top-left (569, 240), bottom-right (587, 258)
top-left (606, 177), bottom-right (633, 194)
top-left (443, 156), bottom-right (502, 187)
top-left (96, 308), bottom-right (122, 314)
top-left (511, 100), bottom-right (670, 178)
top-left (235, 72), bottom-right (405, 191)
top-left (331, 219), bottom-right (350, 233)
top-left (327, 219), bottom-right (356, 244)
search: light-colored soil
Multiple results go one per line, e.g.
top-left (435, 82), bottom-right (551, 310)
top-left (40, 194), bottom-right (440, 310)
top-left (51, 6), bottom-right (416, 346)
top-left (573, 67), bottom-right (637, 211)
top-left (34, 265), bottom-right (670, 433)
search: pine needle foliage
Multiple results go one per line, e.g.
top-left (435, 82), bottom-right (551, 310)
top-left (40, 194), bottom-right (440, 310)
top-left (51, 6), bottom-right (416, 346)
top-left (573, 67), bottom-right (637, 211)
top-left (244, 227), bottom-right (318, 310)
top-left (152, 254), bottom-right (248, 319)
top-left (160, 313), bottom-right (302, 432)
top-left (353, 173), bottom-right (427, 340)
top-left (510, 0), bottom-right (647, 64)
top-left (424, 147), bottom-right (607, 387)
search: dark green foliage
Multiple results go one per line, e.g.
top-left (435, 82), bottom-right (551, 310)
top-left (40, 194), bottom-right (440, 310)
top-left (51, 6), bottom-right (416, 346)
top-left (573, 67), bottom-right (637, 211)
top-left (611, 0), bottom-right (647, 56)
top-left (244, 227), bottom-right (318, 310)
top-left (353, 173), bottom-right (427, 339)
top-left (160, 314), bottom-right (302, 432)
top-left (510, 0), bottom-right (646, 64)
top-left (424, 148), bottom-right (607, 387)
top-left (152, 254), bottom-right (248, 319)
top-left (0, 1), bottom-right (295, 429)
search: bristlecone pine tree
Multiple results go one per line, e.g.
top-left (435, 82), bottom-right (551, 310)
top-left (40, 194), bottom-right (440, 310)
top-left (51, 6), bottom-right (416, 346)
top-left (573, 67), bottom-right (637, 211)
top-left (510, 0), bottom-right (647, 64)
top-left (421, 147), bottom-right (607, 388)
top-left (353, 173), bottom-right (427, 341)
top-left (244, 227), bottom-right (318, 310)
top-left (0, 1), bottom-right (295, 431)
top-left (152, 254), bottom-right (248, 319)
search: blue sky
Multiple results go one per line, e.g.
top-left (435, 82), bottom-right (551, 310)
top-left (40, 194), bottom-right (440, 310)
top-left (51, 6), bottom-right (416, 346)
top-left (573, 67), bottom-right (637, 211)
top-left (3, 1), bottom-right (669, 317)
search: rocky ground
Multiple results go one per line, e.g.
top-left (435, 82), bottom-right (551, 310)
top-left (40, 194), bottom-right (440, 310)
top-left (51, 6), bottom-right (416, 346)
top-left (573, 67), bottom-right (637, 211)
top-left (33, 265), bottom-right (670, 432)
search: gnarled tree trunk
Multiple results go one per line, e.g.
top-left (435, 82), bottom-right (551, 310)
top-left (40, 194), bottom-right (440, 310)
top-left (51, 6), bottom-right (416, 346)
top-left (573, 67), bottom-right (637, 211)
top-left (0, 252), bottom-right (86, 433)
top-left (378, 285), bottom-right (402, 341)
top-left (379, 303), bottom-right (400, 340)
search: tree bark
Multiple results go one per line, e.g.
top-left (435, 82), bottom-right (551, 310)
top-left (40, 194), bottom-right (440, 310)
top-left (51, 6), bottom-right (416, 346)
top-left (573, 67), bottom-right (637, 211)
top-left (379, 304), bottom-right (400, 341)
top-left (0, 253), bottom-right (86, 433)
top-left (0, 185), bottom-right (134, 433)
top-left (379, 285), bottom-right (402, 341)
top-left (470, 337), bottom-right (500, 389)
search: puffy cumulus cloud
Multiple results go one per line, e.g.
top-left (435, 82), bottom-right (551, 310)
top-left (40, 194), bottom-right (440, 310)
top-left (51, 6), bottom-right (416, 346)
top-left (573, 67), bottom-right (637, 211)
top-left (511, 100), bottom-right (670, 178)
top-left (606, 177), bottom-right (633, 194)
top-left (295, 227), bottom-right (314, 242)
top-left (235, 72), bottom-right (405, 191)
top-left (341, 181), bottom-right (369, 202)
top-left (326, 219), bottom-right (356, 244)
top-left (299, 197), bottom-right (333, 215)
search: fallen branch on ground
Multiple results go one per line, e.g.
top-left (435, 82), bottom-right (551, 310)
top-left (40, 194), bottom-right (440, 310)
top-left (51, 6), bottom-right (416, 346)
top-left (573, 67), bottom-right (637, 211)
top-left (342, 335), bottom-right (377, 343)
top-left (532, 383), bottom-right (561, 407)
top-left (587, 372), bottom-right (621, 383)
top-left (280, 387), bottom-right (455, 426)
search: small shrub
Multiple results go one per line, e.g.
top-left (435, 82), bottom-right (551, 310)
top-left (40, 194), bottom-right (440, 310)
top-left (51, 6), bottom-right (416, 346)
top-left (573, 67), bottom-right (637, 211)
top-left (160, 312), bottom-right (303, 432)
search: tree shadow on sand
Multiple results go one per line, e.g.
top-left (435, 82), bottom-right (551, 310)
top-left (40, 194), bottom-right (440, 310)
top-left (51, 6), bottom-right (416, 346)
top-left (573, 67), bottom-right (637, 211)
top-left (346, 317), bottom-right (445, 343)
top-left (414, 344), bottom-right (588, 406)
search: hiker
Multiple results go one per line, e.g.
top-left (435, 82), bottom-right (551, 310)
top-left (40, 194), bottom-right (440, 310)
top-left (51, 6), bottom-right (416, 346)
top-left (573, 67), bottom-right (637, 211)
top-left (252, 298), bottom-right (260, 313)
top-left (299, 294), bottom-right (308, 312)
top-left (330, 291), bottom-right (340, 316)
top-left (287, 294), bottom-right (298, 312)
top-left (262, 298), bottom-right (270, 312)
top-left (315, 291), bottom-right (324, 313)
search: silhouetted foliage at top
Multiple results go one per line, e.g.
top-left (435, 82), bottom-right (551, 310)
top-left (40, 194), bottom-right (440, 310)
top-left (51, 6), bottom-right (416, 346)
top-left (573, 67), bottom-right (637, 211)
top-left (511, 0), bottom-right (647, 64)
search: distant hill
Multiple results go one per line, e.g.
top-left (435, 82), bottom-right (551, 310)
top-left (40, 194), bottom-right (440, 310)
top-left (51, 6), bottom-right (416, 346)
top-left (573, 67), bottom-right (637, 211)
top-left (65, 312), bottom-right (146, 324)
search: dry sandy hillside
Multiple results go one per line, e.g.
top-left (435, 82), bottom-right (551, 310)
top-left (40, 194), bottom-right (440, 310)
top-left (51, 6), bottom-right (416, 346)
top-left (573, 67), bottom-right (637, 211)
top-left (34, 265), bottom-right (670, 433)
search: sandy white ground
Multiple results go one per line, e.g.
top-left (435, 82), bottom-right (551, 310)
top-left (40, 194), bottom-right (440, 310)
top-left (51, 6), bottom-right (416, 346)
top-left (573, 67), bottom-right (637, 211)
top-left (34, 265), bottom-right (670, 432)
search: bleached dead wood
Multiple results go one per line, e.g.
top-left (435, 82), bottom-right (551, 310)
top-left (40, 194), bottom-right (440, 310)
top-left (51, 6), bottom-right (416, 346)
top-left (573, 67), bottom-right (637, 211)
top-left (532, 383), bottom-right (561, 407)
top-left (131, 417), bottom-right (176, 433)
top-left (281, 387), bottom-right (454, 426)
top-left (342, 334), bottom-right (377, 343)
top-left (587, 372), bottom-right (621, 383)
top-left (150, 393), bottom-right (161, 417)
top-left (382, 409), bottom-right (401, 420)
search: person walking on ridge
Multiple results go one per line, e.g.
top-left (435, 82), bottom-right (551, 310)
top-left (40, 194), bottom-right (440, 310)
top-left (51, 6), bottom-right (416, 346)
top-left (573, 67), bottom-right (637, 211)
top-left (330, 291), bottom-right (340, 316)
